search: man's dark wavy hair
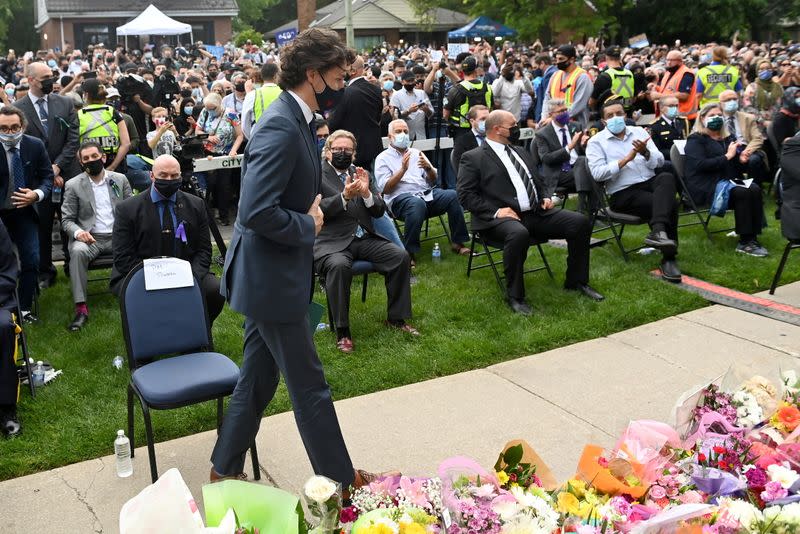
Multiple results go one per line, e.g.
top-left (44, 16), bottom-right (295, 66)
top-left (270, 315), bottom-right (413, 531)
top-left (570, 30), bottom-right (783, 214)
top-left (278, 28), bottom-right (355, 90)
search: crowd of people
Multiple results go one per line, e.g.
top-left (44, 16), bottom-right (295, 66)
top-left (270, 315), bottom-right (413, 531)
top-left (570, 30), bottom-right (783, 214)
top-left (0, 31), bottom-right (799, 443)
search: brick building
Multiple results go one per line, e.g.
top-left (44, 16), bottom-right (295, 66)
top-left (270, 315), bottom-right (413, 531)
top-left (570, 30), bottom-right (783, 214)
top-left (34, 0), bottom-right (238, 51)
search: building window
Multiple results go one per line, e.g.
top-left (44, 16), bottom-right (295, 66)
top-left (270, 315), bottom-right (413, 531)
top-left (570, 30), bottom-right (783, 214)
top-left (355, 35), bottom-right (385, 51)
top-left (74, 23), bottom-right (115, 50)
top-left (190, 22), bottom-right (215, 44)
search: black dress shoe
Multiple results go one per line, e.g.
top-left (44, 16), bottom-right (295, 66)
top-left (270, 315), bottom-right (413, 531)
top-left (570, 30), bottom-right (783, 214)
top-left (68, 313), bottom-right (89, 332)
top-left (38, 274), bottom-right (56, 290)
top-left (567, 284), bottom-right (605, 301)
top-left (644, 231), bottom-right (677, 256)
top-left (21, 311), bottom-right (38, 324)
top-left (0, 409), bottom-right (21, 438)
top-left (660, 259), bottom-right (682, 283)
top-left (507, 298), bottom-right (532, 316)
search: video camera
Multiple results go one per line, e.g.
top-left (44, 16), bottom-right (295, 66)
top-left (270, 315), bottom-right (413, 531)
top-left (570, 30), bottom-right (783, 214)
top-left (116, 73), bottom-right (150, 102)
top-left (153, 71), bottom-right (180, 108)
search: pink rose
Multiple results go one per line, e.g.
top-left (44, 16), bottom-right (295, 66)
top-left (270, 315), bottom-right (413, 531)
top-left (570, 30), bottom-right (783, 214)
top-left (649, 485), bottom-right (666, 500)
top-left (678, 490), bottom-right (704, 504)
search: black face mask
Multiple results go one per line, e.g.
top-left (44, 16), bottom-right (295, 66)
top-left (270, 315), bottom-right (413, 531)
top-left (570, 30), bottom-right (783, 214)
top-left (331, 151), bottom-right (353, 170)
top-left (234, 82), bottom-right (245, 92)
top-left (403, 84), bottom-right (415, 92)
top-left (40, 77), bottom-right (54, 95)
top-left (83, 158), bottom-right (105, 176)
top-left (180, 88), bottom-right (192, 98)
top-left (154, 179), bottom-right (181, 197)
top-left (393, 81), bottom-right (403, 92)
top-left (314, 70), bottom-right (345, 111)
top-left (556, 60), bottom-right (570, 71)
top-left (506, 125), bottom-right (521, 143)
top-left (503, 72), bottom-right (515, 81)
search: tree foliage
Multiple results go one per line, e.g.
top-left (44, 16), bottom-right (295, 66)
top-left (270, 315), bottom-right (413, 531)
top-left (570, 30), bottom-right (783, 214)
top-left (1, 0), bottom-right (36, 51)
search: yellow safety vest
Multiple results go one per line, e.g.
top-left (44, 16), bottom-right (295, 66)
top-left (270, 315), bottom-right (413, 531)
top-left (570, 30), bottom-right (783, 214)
top-left (697, 64), bottom-right (739, 108)
top-left (253, 84), bottom-right (283, 123)
top-left (606, 68), bottom-right (634, 108)
top-left (455, 79), bottom-right (492, 129)
top-left (78, 104), bottom-right (119, 154)
top-left (549, 67), bottom-right (587, 107)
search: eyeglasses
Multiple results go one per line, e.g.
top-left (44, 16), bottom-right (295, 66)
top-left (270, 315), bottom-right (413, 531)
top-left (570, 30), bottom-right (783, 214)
top-left (0, 125), bottom-right (22, 134)
top-left (330, 148), bottom-right (354, 156)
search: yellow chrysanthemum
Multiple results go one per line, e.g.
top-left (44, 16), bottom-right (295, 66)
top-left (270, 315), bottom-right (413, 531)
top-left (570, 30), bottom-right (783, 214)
top-left (496, 470), bottom-right (509, 485)
top-left (362, 525), bottom-right (396, 534)
top-left (557, 492), bottom-right (581, 515)
top-left (399, 522), bottom-right (426, 534)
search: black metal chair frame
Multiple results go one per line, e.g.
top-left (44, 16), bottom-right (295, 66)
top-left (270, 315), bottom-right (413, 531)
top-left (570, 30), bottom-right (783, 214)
top-left (87, 252), bottom-right (115, 296)
top-left (13, 289), bottom-right (34, 397)
top-left (770, 240), bottom-right (800, 295)
top-left (392, 213), bottom-right (451, 247)
top-left (584, 176), bottom-right (649, 262)
top-left (119, 263), bottom-right (260, 483)
top-left (466, 231), bottom-right (554, 296)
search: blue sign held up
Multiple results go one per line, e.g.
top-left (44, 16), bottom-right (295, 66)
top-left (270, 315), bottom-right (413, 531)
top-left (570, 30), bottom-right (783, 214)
top-left (276, 29), bottom-right (298, 46)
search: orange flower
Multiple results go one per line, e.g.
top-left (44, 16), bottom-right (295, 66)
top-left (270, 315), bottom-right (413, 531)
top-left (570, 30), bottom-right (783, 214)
top-left (777, 405), bottom-right (800, 431)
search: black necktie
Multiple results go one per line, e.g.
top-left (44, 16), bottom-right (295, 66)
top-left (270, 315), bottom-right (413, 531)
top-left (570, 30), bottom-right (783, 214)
top-left (505, 145), bottom-right (538, 207)
top-left (160, 199), bottom-right (175, 256)
top-left (308, 118), bottom-right (316, 139)
top-left (560, 127), bottom-right (569, 148)
top-left (9, 147), bottom-right (25, 190)
top-left (37, 98), bottom-right (49, 135)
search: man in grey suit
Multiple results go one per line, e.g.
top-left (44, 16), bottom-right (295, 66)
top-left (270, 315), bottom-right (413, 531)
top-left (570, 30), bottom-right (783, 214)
top-left (61, 141), bottom-right (132, 331)
top-left (535, 98), bottom-right (589, 199)
top-left (17, 62), bottom-right (80, 289)
top-left (211, 29), bottom-right (388, 489)
top-left (316, 129), bottom-right (414, 354)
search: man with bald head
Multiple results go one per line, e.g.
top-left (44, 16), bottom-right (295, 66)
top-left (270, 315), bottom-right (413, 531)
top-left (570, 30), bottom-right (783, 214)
top-left (329, 54), bottom-right (384, 169)
top-left (17, 61), bottom-right (80, 289)
top-left (650, 50), bottom-right (697, 120)
top-left (458, 110), bottom-right (603, 315)
top-left (111, 154), bottom-right (224, 322)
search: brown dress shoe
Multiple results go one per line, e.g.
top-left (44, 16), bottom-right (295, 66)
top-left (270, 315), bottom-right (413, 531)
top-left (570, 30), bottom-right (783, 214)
top-left (384, 320), bottom-right (420, 336)
top-left (209, 467), bottom-right (248, 483)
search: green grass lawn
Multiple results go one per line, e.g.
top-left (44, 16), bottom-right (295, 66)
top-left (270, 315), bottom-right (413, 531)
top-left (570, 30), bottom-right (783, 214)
top-left (2, 199), bottom-right (799, 481)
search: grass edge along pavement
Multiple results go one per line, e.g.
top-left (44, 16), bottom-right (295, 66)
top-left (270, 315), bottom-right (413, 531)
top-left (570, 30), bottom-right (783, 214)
top-left (1, 198), bottom-right (798, 481)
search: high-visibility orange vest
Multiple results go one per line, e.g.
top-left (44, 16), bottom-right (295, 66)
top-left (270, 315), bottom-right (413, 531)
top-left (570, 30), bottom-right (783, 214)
top-left (657, 64), bottom-right (698, 119)
top-left (549, 67), bottom-right (587, 107)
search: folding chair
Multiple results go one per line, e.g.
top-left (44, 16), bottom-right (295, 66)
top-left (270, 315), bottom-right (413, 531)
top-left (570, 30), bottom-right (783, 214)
top-left (770, 240), bottom-right (800, 294)
top-left (466, 230), bottom-right (553, 296)
top-left (87, 252), bottom-right (115, 296)
top-left (12, 289), bottom-right (34, 398)
top-left (671, 144), bottom-right (735, 240)
top-left (322, 260), bottom-right (375, 334)
top-left (392, 213), bottom-right (451, 246)
top-left (119, 262), bottom-right (260, 483)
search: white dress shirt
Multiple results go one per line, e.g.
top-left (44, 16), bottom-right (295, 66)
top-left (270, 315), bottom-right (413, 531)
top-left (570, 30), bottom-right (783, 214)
top-left (585, 125), bottom-right (664, 195)
top-left (389, 88), bottom-right (431, 140)
top-left (222, 92), bottom-right (245, 116)
top-left (551, 121), bottom-right (578, 165)
top-left (287, 90), bottom-right (314, 125)
top-left (485, 138), bottom-right (532, 213)
top-left (84, 172), bottom-right (114, 236)
top-left (375, 146), bottom-right (435, 209)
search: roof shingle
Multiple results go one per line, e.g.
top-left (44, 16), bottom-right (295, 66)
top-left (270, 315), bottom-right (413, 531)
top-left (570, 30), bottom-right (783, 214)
top-left (44, 0), bottom-right (238, 14)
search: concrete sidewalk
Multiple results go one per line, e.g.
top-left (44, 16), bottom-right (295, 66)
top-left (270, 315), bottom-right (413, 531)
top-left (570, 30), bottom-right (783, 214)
top-left (2, 282), bottom-right (800, 533)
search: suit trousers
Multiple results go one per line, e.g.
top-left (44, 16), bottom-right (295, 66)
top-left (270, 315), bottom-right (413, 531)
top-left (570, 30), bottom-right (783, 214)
top-left (37, 194), bottom-right (67, 281)
top-left (609, 172), bottom-right (679, 259)
top-left (482, 209), bottom-right (591, 300)
top-left (201, 273), bottom-right (225, 324)
top-left (68, 233), bottom-right (113, 304)
top-left (0, 309), bottom-right (17, 407)
top-left (316, 236), bottom-right (411, 329)
top-left (211, 316), bottom-right (354, 484)
top-left (391, 189), bottom-right (470, 253)
top-left (728, 183), bottom-right (765, 240)
top-left (1, 208), bottom-right (39, 310)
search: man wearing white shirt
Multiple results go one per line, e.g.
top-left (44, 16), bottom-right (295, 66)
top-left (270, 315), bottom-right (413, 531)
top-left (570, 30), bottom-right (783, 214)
top-left (492, 65), bottom-right (534, 121)
top-left (375, 119), bottom-right (470, 264)
top-left (586, 99), bottom-right (682, 282)
top-left (389, 72), bottom-right (432, 140)
top-left (61, 141), bottom-right (132, 331)
top-left (458, 110), bottom-right (602, 314)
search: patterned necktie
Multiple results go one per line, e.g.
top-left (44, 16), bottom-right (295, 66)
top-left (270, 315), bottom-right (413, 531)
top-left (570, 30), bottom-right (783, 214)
top-left (560, 128), bottom-right (572, 172)
top-left (339, 172), bottom-right (365, 238)
top-left (9, 147), bottom-right (25, 190)
top-left (476, 134), bottom-right (485, 146)
top-left (160, 199), bottom-right (176, 256)
top-left (505, 145), bottom-right (538, 207)
top-left (37, 98), bottom-right (49, 135)
top-left (727, 115), bottom-right (736, 139)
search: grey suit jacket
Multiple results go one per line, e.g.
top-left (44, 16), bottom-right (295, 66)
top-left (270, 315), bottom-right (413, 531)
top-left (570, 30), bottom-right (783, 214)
top-left (221, 91), bottom-right (321, 323)
top-left (535, 122), bottom-right (583, 183)
top-left (17, 93), bottom-right (80, 179)
top-left (61, 171), bottom-right (133, 241)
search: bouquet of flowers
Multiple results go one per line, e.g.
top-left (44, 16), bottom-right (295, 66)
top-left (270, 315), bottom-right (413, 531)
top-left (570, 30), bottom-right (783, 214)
top-left (304, 476), bottom-right (342, 534)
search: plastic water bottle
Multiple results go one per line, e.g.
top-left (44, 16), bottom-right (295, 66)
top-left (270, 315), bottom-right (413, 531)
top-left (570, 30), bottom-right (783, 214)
top-left (115, 430), bottom-right (133, 478)
top-left (112, 355), bottom-right (124, 369)
top-left (316, 322), bottom-right (329, 332)
top-left (51, 186), bottom-right (62, 204)
top-left (432, 242), bottom-right (441, 263)
top-left (32, 360), bottom-right (45, 387)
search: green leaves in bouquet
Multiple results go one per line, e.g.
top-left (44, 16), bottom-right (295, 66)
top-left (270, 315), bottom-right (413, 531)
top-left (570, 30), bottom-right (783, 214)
top-left (296, 501), bottom-right (309, 534)
top-left (233, 508), bottom-right (259, 534)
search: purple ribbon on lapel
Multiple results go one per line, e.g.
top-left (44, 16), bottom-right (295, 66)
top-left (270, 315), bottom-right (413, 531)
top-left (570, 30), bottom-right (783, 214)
top-left (175, 221), bottom-right (187, 243)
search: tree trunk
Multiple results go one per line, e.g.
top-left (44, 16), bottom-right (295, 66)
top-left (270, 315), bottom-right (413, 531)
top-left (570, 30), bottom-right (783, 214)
top-left (298, 0), bottom-right (317, 31)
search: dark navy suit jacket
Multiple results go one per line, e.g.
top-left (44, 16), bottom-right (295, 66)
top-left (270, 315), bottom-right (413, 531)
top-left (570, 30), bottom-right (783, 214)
top-left (0, 134), bottom-right (54, 217)
top-left (221, 91), bottom-right (321, 323)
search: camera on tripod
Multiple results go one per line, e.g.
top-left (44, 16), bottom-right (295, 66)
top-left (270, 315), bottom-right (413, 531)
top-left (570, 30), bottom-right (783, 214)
top-left (153, 71), bottom-right (180, 108)
top-left (174, 134), bottom-right (208, 189)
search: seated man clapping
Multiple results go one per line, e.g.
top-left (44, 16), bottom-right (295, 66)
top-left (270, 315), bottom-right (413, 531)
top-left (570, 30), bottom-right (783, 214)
top-left (315, 130), bottom-right (417, 354)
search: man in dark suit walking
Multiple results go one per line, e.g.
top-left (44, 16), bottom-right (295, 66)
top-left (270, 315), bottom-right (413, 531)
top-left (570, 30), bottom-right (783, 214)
top-left (316, 130), bottom-right (414, 354)
top-left (0, 106), bottom-right (54, 319)
top-left (457, 110), bottom-right (603, 315)
top-left (110, 154), bottom-right (224, 323)
top-left (328, 55), bottom-right (383, 170)
top-left (451, 104), bottom-right (489, 176)
top-left (17, 62), bottom-right (80, 289)
top-left (211, 29), bottom-right (387, 489)
top-left (535, 99), bottom-right (590, 198)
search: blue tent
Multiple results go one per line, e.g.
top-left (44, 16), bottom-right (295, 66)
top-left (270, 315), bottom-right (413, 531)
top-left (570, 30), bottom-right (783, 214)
top-left (447, 16), bottom-right (516, 39)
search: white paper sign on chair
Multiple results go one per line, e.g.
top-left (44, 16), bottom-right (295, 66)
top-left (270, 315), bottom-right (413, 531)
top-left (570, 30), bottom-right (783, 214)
top-left (143, 258), bottom-right (194, 291)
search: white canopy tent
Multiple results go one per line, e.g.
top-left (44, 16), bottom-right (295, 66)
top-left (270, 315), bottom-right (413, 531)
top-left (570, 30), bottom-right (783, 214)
top-left (116, 4), bottom-right (194, 47)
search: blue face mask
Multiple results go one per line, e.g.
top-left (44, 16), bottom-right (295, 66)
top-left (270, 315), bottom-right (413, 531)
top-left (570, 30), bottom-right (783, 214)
top-left (605, 116), bottom-right (626, 135)
top-left (664, 106), bottom-right (678, 119)
top-left (47, 59), bottom-right (57, 68)
top-left (723, 100), bottom-right (739, 113)
top-left (477, 120), bottom-right (486, 135)
top-left (317, 137), bottom-right (326, 153)
top-left (392, 132), bottom-right (410, 150)
top-left (758, 70), bottom-right (772, 81)
top-left (206, 108), bottom-right (217, 118)
top-left (383, 80), bottom-right (394, 91)
top-left (184, 106), bottom-right (194, 115)
top-left (387, 55), bottom-right (395, 62)
top-left (701, 53), bottom-right (712, 63)
top-left (4, 88), bottom-right (14, 97)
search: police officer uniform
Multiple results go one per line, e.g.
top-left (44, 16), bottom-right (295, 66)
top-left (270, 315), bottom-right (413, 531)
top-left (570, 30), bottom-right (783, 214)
top-left (444, 56), bottom-right (494, 138)
top-left (78, 103), bottom-right (125, 172)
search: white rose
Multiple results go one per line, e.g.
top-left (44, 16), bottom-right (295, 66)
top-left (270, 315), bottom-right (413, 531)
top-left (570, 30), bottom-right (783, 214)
top-left (783, 370), bottom-right (799, 390)
top-left (304, 475), bottom-right (338, 503)
top-left (768, 464), bottom-right (800, 490)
